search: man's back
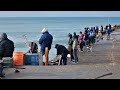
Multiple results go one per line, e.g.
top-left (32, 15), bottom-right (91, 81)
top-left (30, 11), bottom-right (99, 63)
top-left (0, 39), bottom-right (14, 58)
top-left (0, 33), bottom-right (14, 59)
top-left (39, 32), bottom-right (53, 51)
top-left (55, 44), bottom-right (69, 55)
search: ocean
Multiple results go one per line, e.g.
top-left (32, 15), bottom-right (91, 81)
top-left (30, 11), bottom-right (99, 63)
top-left (0, 17), bottom-right (120, 60)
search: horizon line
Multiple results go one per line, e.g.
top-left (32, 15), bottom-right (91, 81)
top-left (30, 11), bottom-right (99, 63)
top-left (0, 16), bottom-right (119, 17)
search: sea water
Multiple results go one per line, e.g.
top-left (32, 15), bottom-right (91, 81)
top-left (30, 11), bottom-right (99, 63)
top-left (0, 17), bottom-right (120, 60)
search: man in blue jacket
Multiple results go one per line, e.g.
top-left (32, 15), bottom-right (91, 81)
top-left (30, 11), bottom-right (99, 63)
top-left (39, 28), bottom-right (53, 65)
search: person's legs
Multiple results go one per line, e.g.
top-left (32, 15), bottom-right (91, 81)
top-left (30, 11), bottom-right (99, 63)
top-left (71, 48), bottom-right (74, 60)
top-left (73, 49), bottom-right (75, 61)
top-left (98, 36), bottom-right (101, 41)
top-left (63, 57), bottom-right (67, 65)
top-left (88, 37), bottom-right (91, 46)
top-left (60, 55), bottom-right (67, 65)
top-left (60, 58), bottom-right (63, 65)
top-left (73, 49), bottom-right (78, 63)
top-left (108, 34), bottom-right (110, 40)
top-left (40, 50), bottom-right (45, 65)
top-left (107, 34), bottom-right (109, 40)
top-left (101, 36), bottom-right (103, 40)
top-left (0, 63), bottom-right (5, 77)
top-left (80, 42), bottom-right (83, 51)
top-left (91, 36), bottom-right (94, 44)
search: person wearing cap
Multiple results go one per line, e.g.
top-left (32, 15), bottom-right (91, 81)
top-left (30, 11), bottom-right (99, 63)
top-left (39, 28), bottom-right (53, 65)
top-left (0, 33), bottom-right (14, 77)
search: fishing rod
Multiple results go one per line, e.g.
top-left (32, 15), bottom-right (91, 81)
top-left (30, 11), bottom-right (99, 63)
top-left (22, 34), bottom-right (32, 53)
top-left (108, 17), bottom-right (110, 25)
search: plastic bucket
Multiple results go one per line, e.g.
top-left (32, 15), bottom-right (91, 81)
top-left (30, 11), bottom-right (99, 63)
top-left (13, 52), bottom-right (24, 66)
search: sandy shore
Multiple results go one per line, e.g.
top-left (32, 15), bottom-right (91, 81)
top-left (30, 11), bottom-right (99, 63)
top-left (2, 29), bottom-right (120, 79)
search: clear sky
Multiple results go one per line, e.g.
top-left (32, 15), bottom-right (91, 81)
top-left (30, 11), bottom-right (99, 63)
top-left (0, 11), bottom-right (120, 17)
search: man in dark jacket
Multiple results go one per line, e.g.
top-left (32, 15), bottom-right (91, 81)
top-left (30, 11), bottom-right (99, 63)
top-left (55, 44), bottom-right (69, 65)
top-left (39, 28), bottom-right (53, 55)
top-left (0, 33), bottom-right (14, 77)
top-left (39, 28), bottom-right (53, 65)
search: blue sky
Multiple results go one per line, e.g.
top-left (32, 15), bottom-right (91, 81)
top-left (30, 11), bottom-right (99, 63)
top-left (0, 11), bottom-right (120, 17)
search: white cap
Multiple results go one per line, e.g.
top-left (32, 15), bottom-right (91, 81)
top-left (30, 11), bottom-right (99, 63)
top-left (41, 28), bottom-right (48, 33)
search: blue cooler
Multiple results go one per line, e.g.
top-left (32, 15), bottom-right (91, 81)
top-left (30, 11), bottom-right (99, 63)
top-left (26, 53), bottom-right (39, 65)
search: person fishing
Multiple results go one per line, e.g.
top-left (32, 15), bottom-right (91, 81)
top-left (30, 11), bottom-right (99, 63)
top-left (26, 42), bottom-right (38, 54)
top-left (39, 28), bottom-right (53, 65)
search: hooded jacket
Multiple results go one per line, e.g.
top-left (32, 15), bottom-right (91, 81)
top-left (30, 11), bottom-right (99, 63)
top-left (0, 33), bottom-right (14, 59)
top-left (55, 44), bottom-right (69, 58)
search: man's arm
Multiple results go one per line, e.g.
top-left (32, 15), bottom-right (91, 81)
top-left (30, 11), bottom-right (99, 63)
top-left (39, 36), bottom-right (43, 44)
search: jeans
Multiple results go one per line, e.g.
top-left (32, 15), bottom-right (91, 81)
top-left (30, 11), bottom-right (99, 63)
top-left (107, 34), bottom-right (110, 40)
top-left (73, 49), bottom-right (78, 63)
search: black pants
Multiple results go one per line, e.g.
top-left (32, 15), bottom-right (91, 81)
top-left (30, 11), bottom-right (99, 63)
top-left (80, 42), bottom-right (84, 51)
top-left (60, 56), bottom-right (67, 65)
top-left (0, 63), bottom-right (3, 76)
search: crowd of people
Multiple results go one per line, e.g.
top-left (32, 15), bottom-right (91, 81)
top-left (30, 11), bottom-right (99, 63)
top-left (0, 24), bottom-right (112, 77)
top-left (67, 24), bottom-right (111, 64)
